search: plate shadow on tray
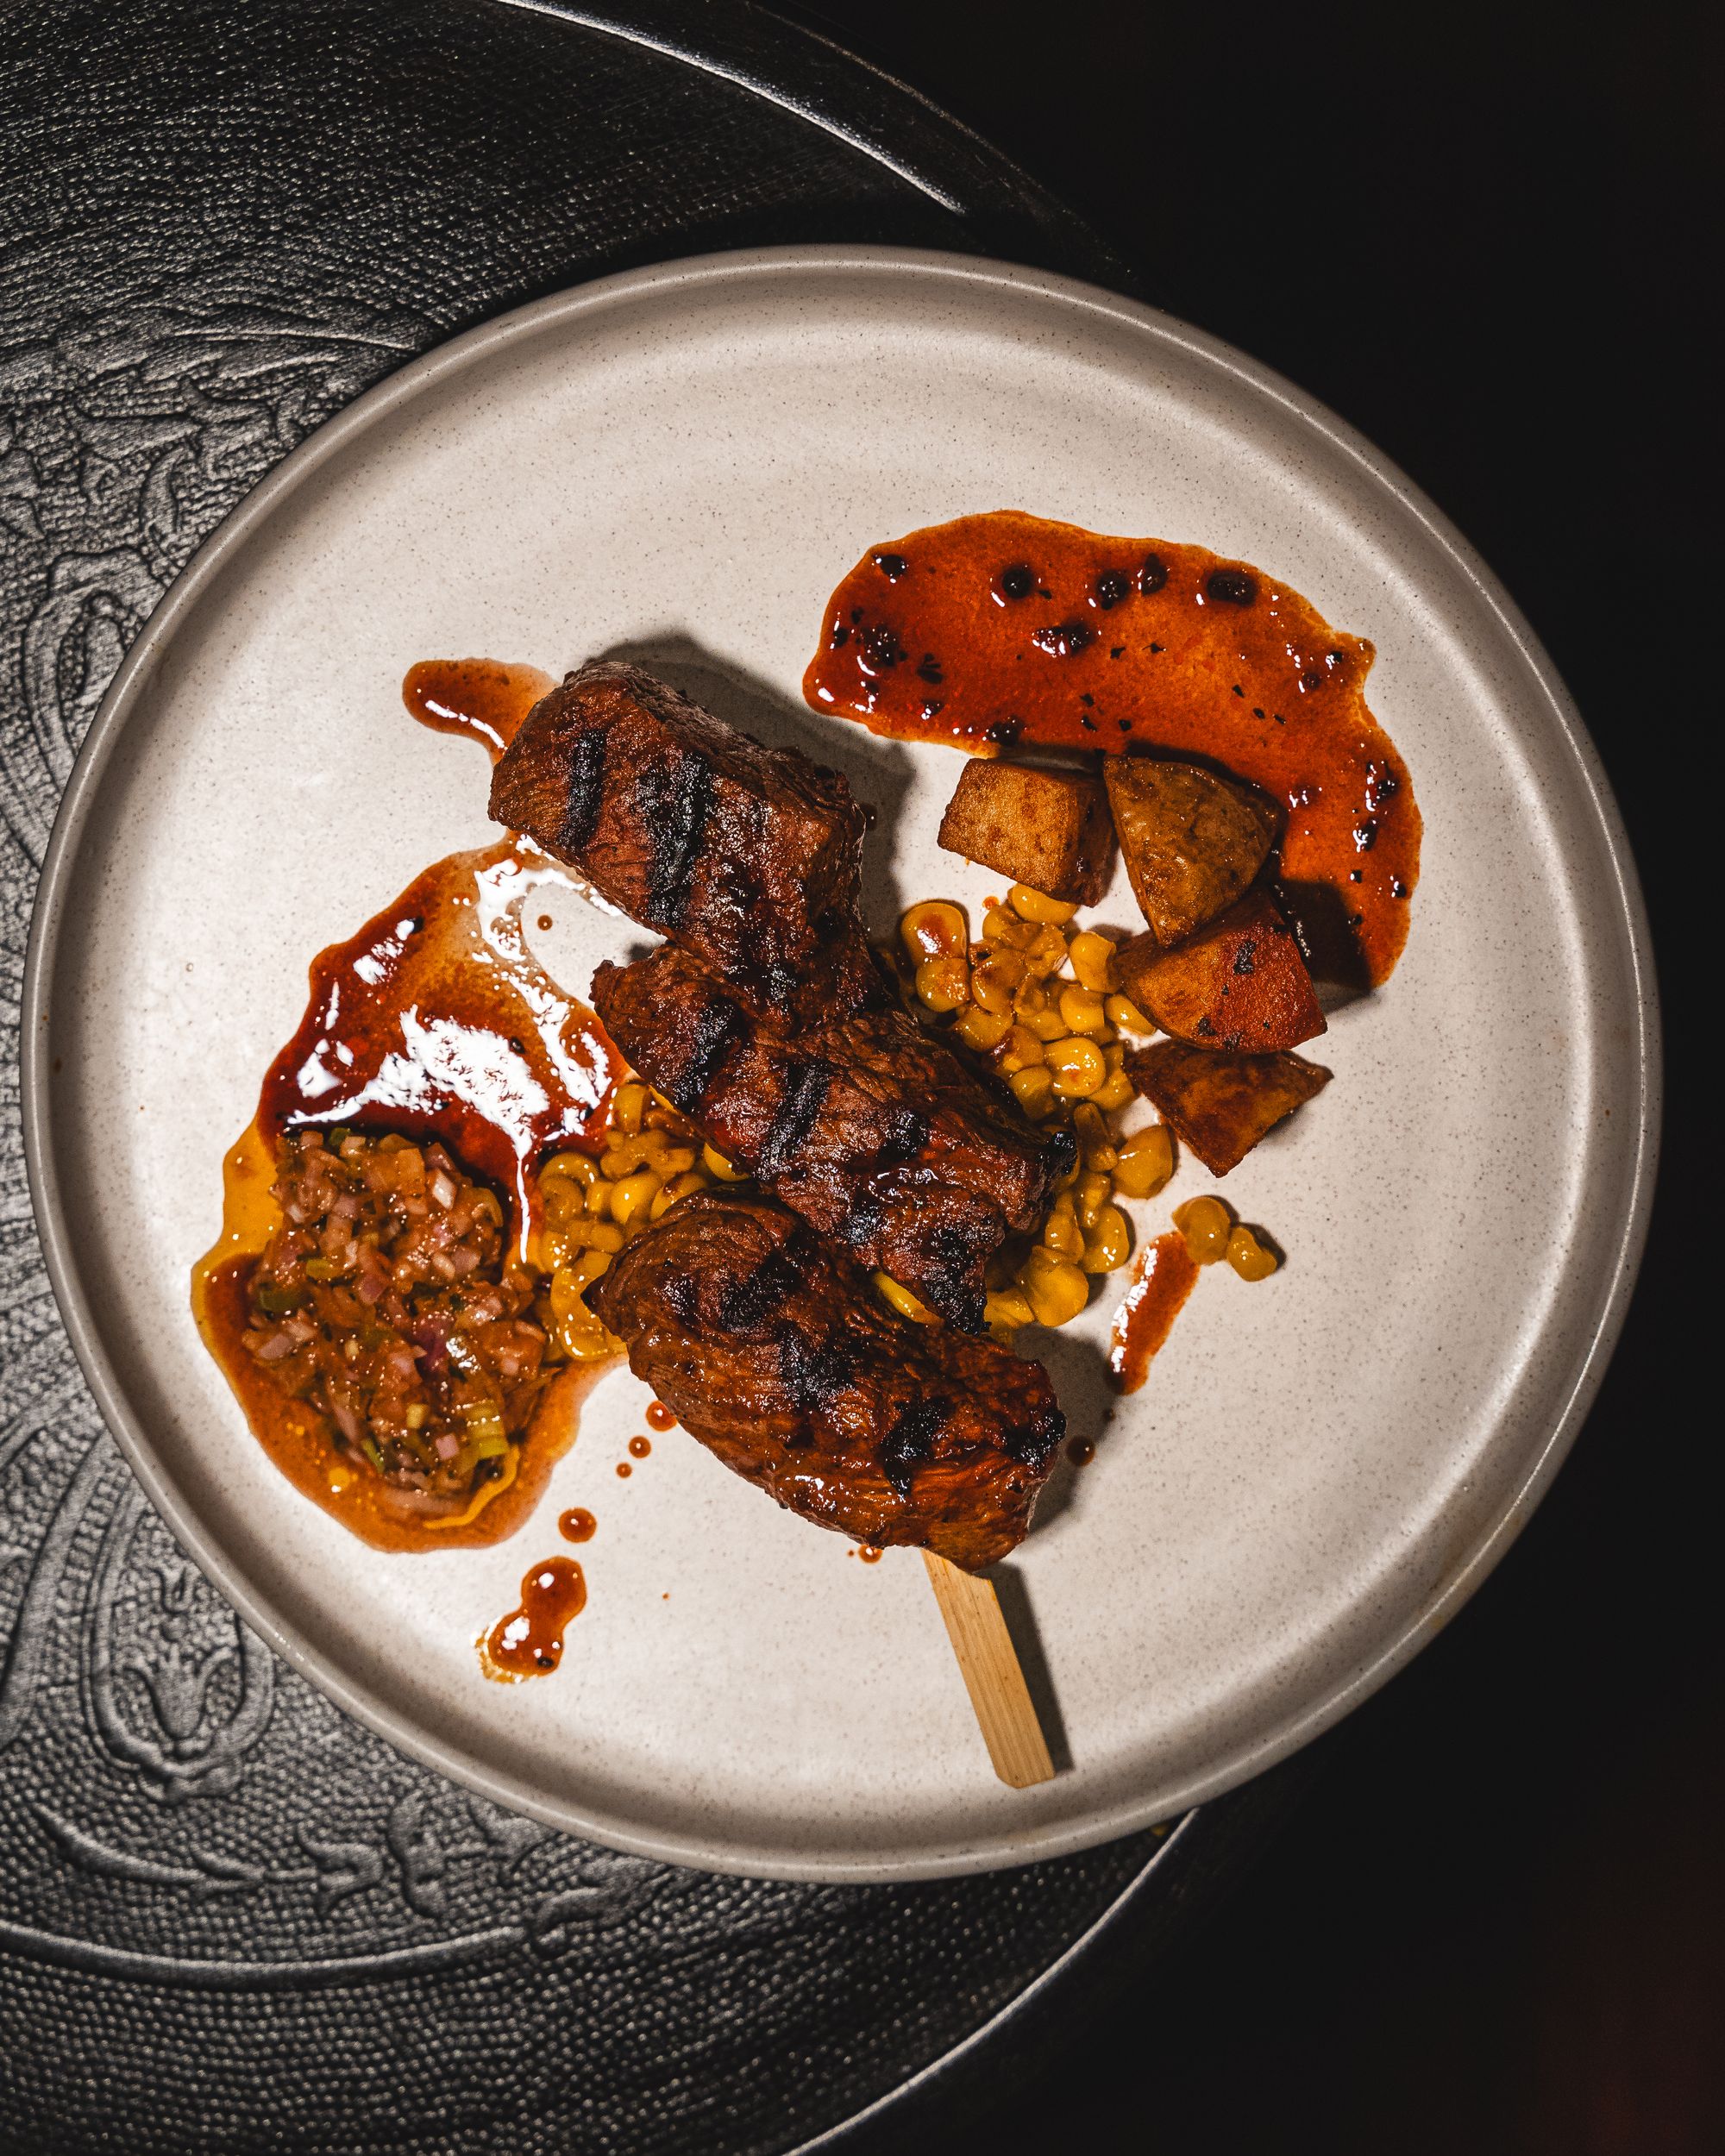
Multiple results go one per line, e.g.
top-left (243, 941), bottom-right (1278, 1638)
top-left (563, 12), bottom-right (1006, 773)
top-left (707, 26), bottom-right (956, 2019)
top-left (595, 635), bottom-right (919, 926)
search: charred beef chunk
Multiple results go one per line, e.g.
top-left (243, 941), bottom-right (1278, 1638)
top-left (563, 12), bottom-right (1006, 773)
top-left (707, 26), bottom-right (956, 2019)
top-left (593, 943), bottom-right (1073, 1331)
top-left (590, 1192), bottom-right (1063, 1570)
top-left (491, 661), bottom-right (869, 1017)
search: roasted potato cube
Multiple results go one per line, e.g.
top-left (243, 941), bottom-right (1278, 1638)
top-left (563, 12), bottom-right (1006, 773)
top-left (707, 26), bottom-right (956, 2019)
top-left (1115, 889), bottom-right (1325, 1051)
top-left (938, 760), bottom-right (1113, 906)
top-left (1104, 757), bottom-right (1279, 944)
top-left (1125, 1041), bottom-right (1331, 1175)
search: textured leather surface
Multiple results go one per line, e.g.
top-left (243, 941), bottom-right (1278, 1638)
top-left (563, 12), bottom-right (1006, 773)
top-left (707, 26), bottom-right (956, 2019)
top-left (0, 5), bottom-right (1245, 2148)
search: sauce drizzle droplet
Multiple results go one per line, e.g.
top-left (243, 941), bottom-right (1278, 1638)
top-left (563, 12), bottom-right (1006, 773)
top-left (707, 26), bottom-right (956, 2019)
top-left (402, 658), bottom-right (556, 763)
top-left (1108, 1232), bottom-right (1202, 1394)
top-left (559, 1507), bottom-right (597, 1544)
top-left (480, 1557), bottom-right (586, 1680)
top-left (627, 1435), bottom-right (651, 1459)
top-left (644, 1401), bottom-right (677, 1432)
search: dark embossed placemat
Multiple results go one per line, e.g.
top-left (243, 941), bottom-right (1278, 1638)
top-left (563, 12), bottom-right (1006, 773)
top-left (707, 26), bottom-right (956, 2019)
top-left (0, 5), bottom-right (1298, 2147)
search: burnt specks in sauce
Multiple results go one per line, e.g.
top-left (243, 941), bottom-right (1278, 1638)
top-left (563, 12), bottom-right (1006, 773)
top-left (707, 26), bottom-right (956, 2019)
top-left (1031, 620), bottom-right (1095, 658)
top-left (872, 550), bottom-right (909, 581)
top-left (996, 562), bottom-right (1037, 602)
top-left (803, 511), bottom-right (1421, 986)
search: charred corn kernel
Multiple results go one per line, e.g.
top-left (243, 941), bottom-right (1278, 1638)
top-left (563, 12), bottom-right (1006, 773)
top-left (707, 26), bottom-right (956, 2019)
top-left (540, 1150), bottom-right (597, 1188)
top-left (1041, 1196), bottom-right (1084, 1258)
top-left (998, 1022), bottom-right (1046, 1072)
top-left (1082, 1203), bottom-right (1132, 1273)
top-left (1051, 1153), bottom-right (1082, 1194)
top-left (1058, 982), bottom-right (1107, 1035)
top-left (1008, 1065), bottom-right (1055, 1114)
top-left (900, 899), bottom-right (969, 962)
top-left (1023, 1005), bottom-right (1069, 1042)
top-left (701, 1143), bottom-right (749, 1182)
top-left (982, 906), bottom-right (1037, 949)
top-left (1113, 1124), bottom-right (1174, 1198)
top-left (1019, 1246), bottom-right (1089, 1326)
top-left (874, 1271), bottom-right (938, 1325)
top-left (608, 1169), bottom-right (662, 1226)
top-left (1070, 1102), bottom-right (1117, 1171)
top-left (612, 1081), bottom-right (649, 1135)
top-left (985, 1286), bottom-right (1036, 1332)
top-left (1048, 1037), bottom-right (1107, 1097)
top-left (1076, 1170), bottom-right (1113, 1230)
top-left (1105, 993), bottom-right (1155, 1035)
top-left (1226, 1225), bottom-right (1279, 1282)
top-left (1013, 975), bottom-right (1048, 1017)
top-left (1024, 924), bottom-right (1071, 978)
top-left (972, 949), bottom-right (1026, 1014)
top-left (1009, 882), bottom-right (1079, 925)
top-left (1174, 1195), bottom-right (1233, 1264)
top-left (649, 1168), bottom-right (712, 1219)
top-left (915, 955), bottom-right (971, 1012)
top-left (1068, 930), bottom-right (1119, 993)
top-left (954, 1005), bottom-right (1012, 1051)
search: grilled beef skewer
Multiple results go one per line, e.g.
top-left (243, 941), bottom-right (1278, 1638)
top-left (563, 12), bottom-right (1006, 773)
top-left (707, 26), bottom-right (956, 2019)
top-left (497, 659), bottom-right (1072, 1326)
top-left (492, 660), bottom-right (875, 1019)
top-left (593, 943), bottom-right (1073, 1332)
top-left (590, 1192), bottom-right (1064, 1571)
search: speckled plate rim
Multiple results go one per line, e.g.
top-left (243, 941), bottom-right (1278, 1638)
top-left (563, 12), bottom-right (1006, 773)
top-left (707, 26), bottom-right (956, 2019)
top-left (21, 245), bottom-right (1660, 1881)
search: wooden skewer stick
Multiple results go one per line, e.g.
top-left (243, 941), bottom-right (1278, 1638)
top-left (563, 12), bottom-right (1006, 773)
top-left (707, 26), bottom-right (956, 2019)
top-left (921, 1550), bottom-right (1056, 1789)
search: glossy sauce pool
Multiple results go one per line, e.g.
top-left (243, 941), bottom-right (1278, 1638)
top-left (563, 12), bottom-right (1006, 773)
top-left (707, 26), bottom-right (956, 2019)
top-left (805, 511), bottom-right (1421, 986)
top-left (191, 661), bottom-right (621, 1551)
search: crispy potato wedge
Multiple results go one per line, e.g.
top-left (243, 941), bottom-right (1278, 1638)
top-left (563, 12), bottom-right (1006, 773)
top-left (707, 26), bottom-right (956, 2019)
top-left (1115, 888), bottom-right (1325, 1051)
top-left (1125, 1041), bottom-right (1331, 1175)
top-left (1104, 757), bottom-right (1279, 944)
top-left (938, 760), bottom-right (1113, 906)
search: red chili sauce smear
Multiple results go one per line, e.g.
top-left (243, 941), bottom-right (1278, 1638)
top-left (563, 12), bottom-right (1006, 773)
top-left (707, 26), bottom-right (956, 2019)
top-left (804, 511), bottom-right (1421, 987)
top-left (402, 658), bottom-right (556, 763)
top-left (191, 664), bottom-right (622, 1552)
top-left (559, 1507), bottom-right (598, 1544)
top-left (1108, 1233), bottom-right (1202, 1394)
top-left (480, 1557), bottom-right (587, 1680)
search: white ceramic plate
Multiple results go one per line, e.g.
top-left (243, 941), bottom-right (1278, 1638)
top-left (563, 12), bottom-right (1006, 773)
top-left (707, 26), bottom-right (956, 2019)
top-left (23, 248), bottom-right (1657, 1882)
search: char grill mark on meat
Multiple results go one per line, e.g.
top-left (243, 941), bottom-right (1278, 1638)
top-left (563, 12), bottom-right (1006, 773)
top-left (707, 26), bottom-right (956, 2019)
top-left (593, 943), bottom-right (1073, 1331)
top-left (590, 1193), bottom-right (1063, 1570)
top-left (756, 1060), bottom-right (835, 1180)
top-left (491, 660), bottom-right (869, 1017)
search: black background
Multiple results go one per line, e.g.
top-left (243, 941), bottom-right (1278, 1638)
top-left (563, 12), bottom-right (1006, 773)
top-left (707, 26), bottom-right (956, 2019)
top-left (796, 1), bottom-right (1715, 2150)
